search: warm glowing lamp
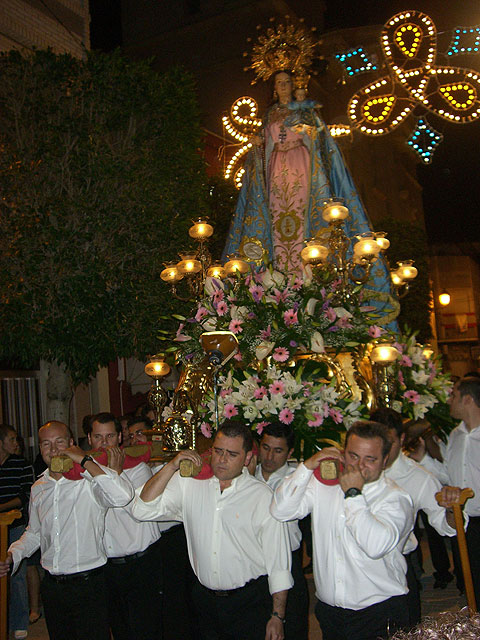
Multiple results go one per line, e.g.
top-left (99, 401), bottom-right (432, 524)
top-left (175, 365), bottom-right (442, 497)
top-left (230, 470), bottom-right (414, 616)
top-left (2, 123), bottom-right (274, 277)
top-left (374, 232), bottom-right (390, 251)
top-left (144, 354), bottom-right (171, 379)
top-left (207, 263), bottom-right (227, 279)
top-left (160, 263), bottom-right (184, 283)
top-left (353, 234), bottom-right (382, 259)
top-left (396, 260), bottom-right (418, 281)
top-left (322, 198), bottom-right (349, 223)
top-left (422, 344), bottom-right (435, 359)
top-left (390, 270), bottom-right (403, 286)
top-left (370, 343), bottom-right (400, 364)
top-left (224, 257), bottom-right (249, 275)
top-left (438, 289), bottom-right (451, 306)
top-left (177, 253), bottom-right (202, 274)
top-left (189, 218), bottom-right (214, 240)
top-left (300, 240), bottom-right (329, 265)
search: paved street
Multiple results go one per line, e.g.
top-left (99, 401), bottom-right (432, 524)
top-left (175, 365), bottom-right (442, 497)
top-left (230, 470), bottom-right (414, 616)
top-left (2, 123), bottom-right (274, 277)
top-left (16, 538), bottom-right (469, 640)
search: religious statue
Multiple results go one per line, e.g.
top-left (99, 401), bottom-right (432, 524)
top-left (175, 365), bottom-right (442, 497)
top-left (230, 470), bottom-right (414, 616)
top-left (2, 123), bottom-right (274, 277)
top-left (222, 20), bottom-right (395, 315)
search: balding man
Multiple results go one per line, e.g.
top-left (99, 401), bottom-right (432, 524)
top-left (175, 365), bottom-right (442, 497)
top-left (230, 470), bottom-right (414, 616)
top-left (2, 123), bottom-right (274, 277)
top-left (0, 421), bottom-right (134, 640)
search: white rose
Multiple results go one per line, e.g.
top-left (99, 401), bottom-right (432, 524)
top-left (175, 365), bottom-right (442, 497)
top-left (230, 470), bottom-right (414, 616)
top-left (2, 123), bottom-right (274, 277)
top-left (305, 298), bottom-right (318, 316)
top-left (231, 305), bottom-right (249, 320)
top-left (302, 263), bottom-right (313, 286)
top-left (261, 269), bottom-right (285, 290)
top-left (204, 276), bottom-right (224, 296)
top-left (202, 317), bottom-right (218, 331)
top-left (333, 307), bottom-right (353, 319)
top-left (310, 331), bottom-right (325, 353)
top-left (256, 341), bottom-right (274, 360)
top-left (243, 405), bottom-right (259, 421)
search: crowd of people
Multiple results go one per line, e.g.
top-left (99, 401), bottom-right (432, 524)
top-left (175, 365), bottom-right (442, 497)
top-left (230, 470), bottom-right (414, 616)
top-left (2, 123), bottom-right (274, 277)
top-left (0, 375), bottom-right (479, 640)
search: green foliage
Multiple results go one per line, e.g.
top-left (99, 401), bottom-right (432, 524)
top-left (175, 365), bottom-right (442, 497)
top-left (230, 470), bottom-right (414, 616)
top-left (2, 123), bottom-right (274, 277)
top-left (379, 217), bottom-right (432, 342)
top-left (0, 49), bottom-right (209, 384)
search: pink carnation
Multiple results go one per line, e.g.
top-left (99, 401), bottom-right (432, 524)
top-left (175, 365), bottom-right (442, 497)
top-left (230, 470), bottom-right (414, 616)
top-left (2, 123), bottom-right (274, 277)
top-left (200, 422), bottom-right (212, 438)
top-left (279, 408), bottom-right (294, 425)
top-left (260, 325), bottom-right (272, 340)
top-left (401, 355), bottom-right (413, 367)
top-left (194, 307), bottom-right (209, 322)
top-left (272, 347), bottom-right (289, 362)
top-left (307, 412), bottom-right (324, 427)
top-left (256, 421), bottom-right (270, 435)
top-left (283, 309), bottom-right (298, 326)
top-left (216, 301), bottom-right (228, 316)
top-left (368, 325), bottom-right (384, 339)
top-left (249, 285), bottom-right (264, 303)
top-left (329, 409), bottom-right (343, 424)
top-left (213, 289), bottom-right (224, 303)
top-left (269, 381), bottom-right (285, 395)
top-left (404, 390), bottom-right (420, 404)
top-left (224, 403), bottom-right (238, 418)
top-left (325, 307), bottom-right (337, 322)
top-left (228, 319), bottom-right (243, 334)
top-left (291, 277), bottom-right (303, 291)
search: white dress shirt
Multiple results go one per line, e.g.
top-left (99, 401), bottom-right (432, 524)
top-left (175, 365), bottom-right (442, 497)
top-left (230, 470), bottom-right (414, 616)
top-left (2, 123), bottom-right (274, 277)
top-left (385, 452), bottom-right (456, 553)
top-left (420, 422), bottom-right (480, 516)
top-left (9, 465), bottom-right (134, 575)
top-left (105, 463), bottom-right (162, 557)
top-left (271, 463), bottom-right (414, 610)
top-left (255, 462), bottom-right (301, 551)
top-left (132, 467), bottom-right (293, 595)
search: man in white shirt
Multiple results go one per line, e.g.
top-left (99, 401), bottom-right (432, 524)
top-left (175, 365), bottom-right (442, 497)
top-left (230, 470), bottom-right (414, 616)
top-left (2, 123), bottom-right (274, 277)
top-left (371, 407), bottom-right (459, 626)
top-left (0, 420), bottom-right (134, 640)
top-left (87, 412), bottom-right (164, 640)
top-left (132, 419), bottom-right (293, 640)
top-left (411, 376), bottom-right (480, 606)
top-left (271, 420), bottom-right (414, 640)
top-left (255, 422), bottom-right (308, 640)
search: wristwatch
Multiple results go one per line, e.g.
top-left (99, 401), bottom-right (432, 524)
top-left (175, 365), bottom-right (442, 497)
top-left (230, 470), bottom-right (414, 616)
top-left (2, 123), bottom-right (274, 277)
top-left (80, 455), bottom-right (94, 468)
top-left (271, 611), bottom-right (286, 624)
top-left (344, 487), bottom-right (362, 499)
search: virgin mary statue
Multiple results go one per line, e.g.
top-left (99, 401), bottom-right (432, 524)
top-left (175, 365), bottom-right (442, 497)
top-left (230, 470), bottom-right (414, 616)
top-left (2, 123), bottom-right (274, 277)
top-left (222, 24), bottom-right (396, 322)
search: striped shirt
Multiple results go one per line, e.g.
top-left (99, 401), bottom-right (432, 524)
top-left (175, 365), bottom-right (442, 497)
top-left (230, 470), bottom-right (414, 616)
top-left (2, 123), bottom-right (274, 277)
top-left (0, 454), bottom-right (34, 526)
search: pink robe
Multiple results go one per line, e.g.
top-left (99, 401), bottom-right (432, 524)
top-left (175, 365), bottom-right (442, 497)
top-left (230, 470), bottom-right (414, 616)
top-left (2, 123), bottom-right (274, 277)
top-left (265, 109), bottom-right (310, 273)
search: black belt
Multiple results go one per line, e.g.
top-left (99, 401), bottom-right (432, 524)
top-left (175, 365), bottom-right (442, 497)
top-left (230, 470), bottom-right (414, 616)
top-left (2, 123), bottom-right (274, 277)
top-left (108, 538), bottom-right (161, 565)
top-left (46, 566), bottom-right (104, 583)
top-left (202, 575), bottom-right (267, 597)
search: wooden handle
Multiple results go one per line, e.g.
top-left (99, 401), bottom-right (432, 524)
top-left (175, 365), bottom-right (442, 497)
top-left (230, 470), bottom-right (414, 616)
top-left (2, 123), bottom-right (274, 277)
top-left (1, 510), bottom-right (22, 640)
top-left (435, 487), bottom-right (476, 614)
top-left (435, 487), bottom-right (474, 508)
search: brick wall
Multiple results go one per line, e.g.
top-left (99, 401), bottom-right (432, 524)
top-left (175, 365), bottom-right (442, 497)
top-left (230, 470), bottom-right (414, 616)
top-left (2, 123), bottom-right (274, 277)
top-left (0, 0), bottom-right (90, 57)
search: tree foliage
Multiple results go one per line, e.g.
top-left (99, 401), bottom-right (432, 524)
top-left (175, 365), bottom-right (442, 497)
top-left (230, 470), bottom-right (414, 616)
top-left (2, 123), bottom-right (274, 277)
top-left (379, 217), bottom-right (432, 342)
top-left (0, 49), bottom-right (209, 384)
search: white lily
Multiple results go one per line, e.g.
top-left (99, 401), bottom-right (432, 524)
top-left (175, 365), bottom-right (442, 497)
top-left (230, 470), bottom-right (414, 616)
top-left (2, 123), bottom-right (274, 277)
top-left (310, 331), bottom-right (325, 353)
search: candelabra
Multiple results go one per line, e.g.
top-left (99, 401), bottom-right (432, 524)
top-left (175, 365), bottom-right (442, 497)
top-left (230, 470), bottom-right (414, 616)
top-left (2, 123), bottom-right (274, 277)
top-left (160, 218), bottom-right (249, 302)
top-left (301, 199), bottom-right (417, 304)
top-left (370, 342), bottom-right (401, 407)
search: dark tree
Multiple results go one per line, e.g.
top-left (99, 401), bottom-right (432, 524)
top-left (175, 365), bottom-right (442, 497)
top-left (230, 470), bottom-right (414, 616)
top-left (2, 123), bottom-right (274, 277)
top-left (0, 49), bottom-right (209, 415)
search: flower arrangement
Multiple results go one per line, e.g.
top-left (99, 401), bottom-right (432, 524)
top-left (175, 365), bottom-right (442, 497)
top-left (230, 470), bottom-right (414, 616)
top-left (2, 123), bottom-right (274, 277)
top-left (198, 363), bottom-right (367, 455)
top-left (170, 265), bottom-right (378, 368)
top-left (389, 331), bottom-right (455, 438)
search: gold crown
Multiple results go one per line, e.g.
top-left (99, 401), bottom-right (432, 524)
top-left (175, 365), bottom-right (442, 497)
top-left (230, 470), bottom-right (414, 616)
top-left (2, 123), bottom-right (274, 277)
top-left (244, 18), bottom-right (317, 85)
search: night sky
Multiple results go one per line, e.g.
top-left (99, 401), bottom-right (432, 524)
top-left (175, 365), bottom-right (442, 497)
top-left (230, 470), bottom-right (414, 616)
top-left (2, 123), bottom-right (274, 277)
top-left (89, 0), bottom-right (480, 247)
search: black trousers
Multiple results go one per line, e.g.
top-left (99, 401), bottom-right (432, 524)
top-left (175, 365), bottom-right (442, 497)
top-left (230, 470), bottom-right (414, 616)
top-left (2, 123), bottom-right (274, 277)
top-left (451, 516), bottom-right (480, 605)
top-left (405, 551), bottom-right (421, 628)
top-left (285, 548), bottom-right (309, 639)
top-left (191, 575), bottom-right (271, 640)
top-left (315, 594), bottom-right (409, 640)
top-left (418, 510), bottom-right (452, 579)
top-left (41, 567), bottom-right (110, 640)
top-left (105, 539), bottom-right (163, 640)
top-left (158, 524), bottom-right (197, 640)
